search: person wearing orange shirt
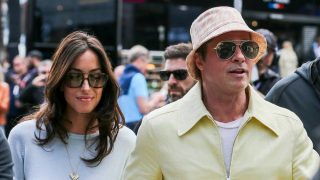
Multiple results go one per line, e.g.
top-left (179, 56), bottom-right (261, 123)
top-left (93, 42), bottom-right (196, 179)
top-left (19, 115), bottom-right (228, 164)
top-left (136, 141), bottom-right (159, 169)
top-left (0, 66), bottom-right (10, 134)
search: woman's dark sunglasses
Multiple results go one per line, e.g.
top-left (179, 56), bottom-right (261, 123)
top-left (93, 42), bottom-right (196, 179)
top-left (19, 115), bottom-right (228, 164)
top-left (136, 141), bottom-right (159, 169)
top-left (213, 40), bottom-right (260, 60)
top-left (159, 69), bottom-right (188, 81)
top-left (64, 72), bottom-right (108, 88)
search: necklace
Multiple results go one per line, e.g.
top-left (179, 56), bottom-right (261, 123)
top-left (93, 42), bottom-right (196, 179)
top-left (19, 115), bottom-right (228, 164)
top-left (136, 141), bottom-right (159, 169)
top-left (64, 144), bottom-right (85, 180)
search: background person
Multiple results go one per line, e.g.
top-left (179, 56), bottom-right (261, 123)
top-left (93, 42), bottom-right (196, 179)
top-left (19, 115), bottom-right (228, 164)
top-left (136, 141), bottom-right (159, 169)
top-left (133, 43), bottom-right (197, 134)
top-left (16, 59), bottom-right (52, 114)
top-left (0, 131), bottom-right (13, 180)
top-left (8, 31), bottom-right (136, 180)
top-left (124, 6), bottom-right (319, 179)
top-left (5, 55), bottom-right (35, 136)
top-left (0, 64), bottom-right (10, 134)
top-left (118, 45), bottom-right (164, 130)
top-left (278, 40), bottom-right (298, 78)
top-left (160, 43), bottom-right (197, 103)
top-left (253, 28), bottom-right (281, 95)
top-left (266, 57), bottom-right (320, 153)
top-left (27, 49), bottom-right (44, 78)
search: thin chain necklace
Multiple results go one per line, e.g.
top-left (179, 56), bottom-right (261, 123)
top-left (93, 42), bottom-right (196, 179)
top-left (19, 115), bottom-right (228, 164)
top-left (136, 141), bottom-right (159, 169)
top-left (64, 143), bottom-right (86, 180)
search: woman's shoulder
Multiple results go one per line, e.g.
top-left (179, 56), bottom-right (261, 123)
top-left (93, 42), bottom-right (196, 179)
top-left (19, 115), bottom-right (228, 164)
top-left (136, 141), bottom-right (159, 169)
top-left (8, 119), bottom-right (37, 140)
top-left (116, 125), bottom-right (136, 146)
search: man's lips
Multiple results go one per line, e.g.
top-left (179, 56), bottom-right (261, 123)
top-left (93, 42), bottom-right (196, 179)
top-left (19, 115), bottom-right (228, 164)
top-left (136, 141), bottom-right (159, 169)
top-left (228, 68), bottom-right (248, 74)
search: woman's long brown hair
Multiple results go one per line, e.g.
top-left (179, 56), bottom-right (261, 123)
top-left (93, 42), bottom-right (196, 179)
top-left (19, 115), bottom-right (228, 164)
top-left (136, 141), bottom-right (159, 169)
top-left (24, 31), bottom-right (125, 165)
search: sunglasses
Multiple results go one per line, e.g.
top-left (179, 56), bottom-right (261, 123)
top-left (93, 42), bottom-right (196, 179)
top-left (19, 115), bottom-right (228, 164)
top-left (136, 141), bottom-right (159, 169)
top-left (64, 72), bottom-right (108, 88)
top-left (213, 40), bottom-right (259, 60)
top-left (159, 69), bottom-right (188, 81)
top-left (39, 71), bottom-right (49, 75)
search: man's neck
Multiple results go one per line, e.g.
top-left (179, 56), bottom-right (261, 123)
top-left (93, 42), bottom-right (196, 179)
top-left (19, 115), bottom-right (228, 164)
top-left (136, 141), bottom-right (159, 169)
top-left (202, 87), bottom-right (248, 123)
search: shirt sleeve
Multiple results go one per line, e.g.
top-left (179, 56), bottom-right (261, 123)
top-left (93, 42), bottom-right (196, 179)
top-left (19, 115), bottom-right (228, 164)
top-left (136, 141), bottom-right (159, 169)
top-left (0, 83), bottom-right (10, 112)
top-left (8, 126), bottom-right (25, 180)
top-left (0, 132), bottom-right (13, 180)
top-left (130, 73), bottom-right (149, 98)
top-left (122, 118), bottom-right (162, 180)
top-left (292, 119), bottom-right (320, 179)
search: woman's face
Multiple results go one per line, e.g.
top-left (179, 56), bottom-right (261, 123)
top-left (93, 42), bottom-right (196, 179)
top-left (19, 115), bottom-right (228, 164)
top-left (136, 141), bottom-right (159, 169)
top-left (63, 50), bottom-right (105, 115)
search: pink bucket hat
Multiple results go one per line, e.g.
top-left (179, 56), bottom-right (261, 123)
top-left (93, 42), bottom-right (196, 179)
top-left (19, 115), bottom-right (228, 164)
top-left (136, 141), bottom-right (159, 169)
top-left (186, 6), bottom-right (267, 80)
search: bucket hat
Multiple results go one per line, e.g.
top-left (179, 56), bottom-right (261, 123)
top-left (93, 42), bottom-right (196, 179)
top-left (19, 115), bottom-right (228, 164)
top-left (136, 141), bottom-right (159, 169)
top-left (186, 6), bottom-right (267, 80)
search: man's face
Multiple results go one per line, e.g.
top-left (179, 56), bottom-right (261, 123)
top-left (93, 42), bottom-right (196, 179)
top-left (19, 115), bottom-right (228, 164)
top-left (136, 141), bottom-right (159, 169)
top-left (136, 55), bottom-right (149, 74)
top-left (13, 57), bottom-right (28, 75)
top-left (163, 58), bottom-right (195, 102)
top-left (195, 31), bottom-right (255, 94)
top-left (256, 49), bottom-right (274, 74)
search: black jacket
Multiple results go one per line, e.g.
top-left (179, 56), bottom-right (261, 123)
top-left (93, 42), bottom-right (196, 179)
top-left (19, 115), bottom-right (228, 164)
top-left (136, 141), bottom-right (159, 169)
top-left (266, 59), bottom-right (320, 152)
top-left (0, 131), bottom-right (13, 179)
top-left (253, 69), bottom-right (281, 95)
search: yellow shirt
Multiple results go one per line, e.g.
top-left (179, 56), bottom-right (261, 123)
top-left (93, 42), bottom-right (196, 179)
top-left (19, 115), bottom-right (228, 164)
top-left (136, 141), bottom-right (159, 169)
top-left (123, 83), bottom-right (319, 180)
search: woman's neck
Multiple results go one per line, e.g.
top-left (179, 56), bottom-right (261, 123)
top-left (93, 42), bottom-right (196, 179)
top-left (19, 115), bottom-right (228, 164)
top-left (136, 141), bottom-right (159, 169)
top-left (64, 112), bottom-right (98, 134)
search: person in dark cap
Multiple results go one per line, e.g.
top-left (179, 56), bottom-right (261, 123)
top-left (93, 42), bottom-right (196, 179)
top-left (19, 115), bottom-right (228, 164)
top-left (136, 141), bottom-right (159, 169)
top-left (27, 50), bottom-right (44, 80)
top-left (253, 28), bottom-right (281, 95)
top-left (27, 50), bottom-right (43, 70)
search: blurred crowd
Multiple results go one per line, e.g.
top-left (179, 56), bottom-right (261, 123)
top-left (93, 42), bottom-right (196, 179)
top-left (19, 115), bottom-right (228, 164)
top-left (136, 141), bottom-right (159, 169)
top-left (0, 6), bottom-right (320, 180)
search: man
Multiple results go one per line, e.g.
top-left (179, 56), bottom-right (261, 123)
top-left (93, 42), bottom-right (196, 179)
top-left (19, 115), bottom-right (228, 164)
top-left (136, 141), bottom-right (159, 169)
top-left (5, 56), bottom-right (34, 136)
top-left (266, 58), bottom-right (320, 153)
top-left (0, 129), bottom-right (13, 179)
top-left (253, 29), bottom-right (281, 95)
top-left (123, 7), bottom-right (319, 179)
top-left (27, 50), bottom-right (43, 70)
top-left (118, 45), bottom-right (164, 130)
top-left (159, 43), bottom-right (196, 103)
top-left (133, 43), bottom-right (196, 134)
top-left (17, 59), bottom-right (52, 114)
top-left (27, 50), bottom-right (44, 80)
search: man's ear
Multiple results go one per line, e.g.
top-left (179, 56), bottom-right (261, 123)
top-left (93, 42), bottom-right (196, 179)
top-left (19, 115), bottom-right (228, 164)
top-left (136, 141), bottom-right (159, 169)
top-left (194, 52), bottom-right (204, 71)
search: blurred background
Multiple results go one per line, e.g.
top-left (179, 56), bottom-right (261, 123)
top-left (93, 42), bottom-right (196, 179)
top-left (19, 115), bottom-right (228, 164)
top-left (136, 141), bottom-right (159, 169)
top-left (1, 0), bottom-right (320, 66)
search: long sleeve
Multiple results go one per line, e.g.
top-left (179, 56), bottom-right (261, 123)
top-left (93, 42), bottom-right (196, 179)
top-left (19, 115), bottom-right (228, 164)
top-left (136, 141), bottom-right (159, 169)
top-left (0, 82), bottom-right (10, 125)
top-left (0, 132), bottom-right (13, 180)
top-left (0, 83), bottom-right (10, 112)
top-left (8, 126), bottom-right (25, 180)
top-left (123, 118), bottom-right (162, 180)
top-left (292, 119), bottom-right (320, 179)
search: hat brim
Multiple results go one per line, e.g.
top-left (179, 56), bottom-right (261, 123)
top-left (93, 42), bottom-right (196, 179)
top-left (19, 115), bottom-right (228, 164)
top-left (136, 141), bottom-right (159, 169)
top-left (187, 27), bottom-right (267, 80)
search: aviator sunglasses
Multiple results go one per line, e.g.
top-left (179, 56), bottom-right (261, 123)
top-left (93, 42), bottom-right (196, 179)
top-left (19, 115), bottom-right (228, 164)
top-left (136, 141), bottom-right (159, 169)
top-left (213, 40), bottom-right (260, 60)
top-left (64, 71), bottom-right (108, 88)
top-left (159, 69), bottom-right (188, 81)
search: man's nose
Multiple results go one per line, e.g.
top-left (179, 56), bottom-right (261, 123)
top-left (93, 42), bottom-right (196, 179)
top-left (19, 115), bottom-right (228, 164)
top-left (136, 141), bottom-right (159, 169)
top-left (231, 46), bottom-right (246, 63)
top-left (167, 74), bottom-right (178, 84)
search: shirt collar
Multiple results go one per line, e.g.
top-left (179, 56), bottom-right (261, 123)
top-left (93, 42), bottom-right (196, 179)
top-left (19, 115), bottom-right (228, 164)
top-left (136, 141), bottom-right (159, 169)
top-left (177, 82), bottom-right (279, 136)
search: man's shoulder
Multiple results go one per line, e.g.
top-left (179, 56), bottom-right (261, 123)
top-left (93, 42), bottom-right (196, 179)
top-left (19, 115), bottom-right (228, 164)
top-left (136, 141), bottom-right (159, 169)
top-left (265, 72), bottom-right (302, 101)
top-left (141, 100), bottom-right (181, 132)
top-left (131, 72), bottom-right (146, 82)
top-left (145, 101), bottom-right (180, 122)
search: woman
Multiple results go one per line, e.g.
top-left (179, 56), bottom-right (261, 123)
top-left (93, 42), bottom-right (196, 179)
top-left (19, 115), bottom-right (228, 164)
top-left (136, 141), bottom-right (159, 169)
top-left (8, 31), bottom-right (136, 180)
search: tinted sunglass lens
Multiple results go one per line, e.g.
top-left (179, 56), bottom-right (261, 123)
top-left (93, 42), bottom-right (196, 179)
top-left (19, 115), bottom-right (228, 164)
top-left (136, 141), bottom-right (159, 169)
top-left (241, 41), bottom-right (259, 59)
top-left (159, 71), bottom-right (170, 81)
top-left (217, 42), bottom-right (236, 60)
top-left (173, 70), bottom-right (188, 80)
top-left (66, 73), bottom-right (83, 88)
top-left (88, 73), bottom-right (107, 88)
